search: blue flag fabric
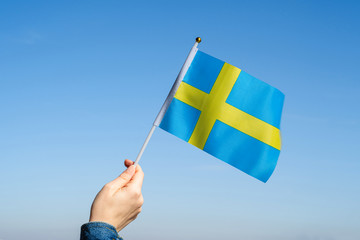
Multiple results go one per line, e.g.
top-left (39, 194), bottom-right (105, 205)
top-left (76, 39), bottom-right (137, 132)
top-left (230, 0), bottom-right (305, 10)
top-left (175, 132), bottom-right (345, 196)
top-left (160, 51), bottom-right (284, 182)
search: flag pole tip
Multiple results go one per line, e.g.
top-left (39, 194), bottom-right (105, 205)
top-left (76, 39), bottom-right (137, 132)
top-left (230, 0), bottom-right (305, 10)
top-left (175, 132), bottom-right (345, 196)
top-left (195, 37), bottom-right (202, 43)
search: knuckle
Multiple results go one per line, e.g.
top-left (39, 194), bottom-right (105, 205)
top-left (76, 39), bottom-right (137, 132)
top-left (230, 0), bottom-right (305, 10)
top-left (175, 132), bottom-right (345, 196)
top-left (137, 207), bottom-right (142, 214)
top-left (130, 188), bottom-right (141, 198)
top-left (135, 189), bottom-right (142, 197)
top-left (103, 182), bottom-right (113, 190)
top-left (138, 195), bottom-right (144, 206)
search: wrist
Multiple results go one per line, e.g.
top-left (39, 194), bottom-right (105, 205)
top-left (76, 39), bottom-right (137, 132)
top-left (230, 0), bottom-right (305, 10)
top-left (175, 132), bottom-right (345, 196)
top-left (80, 221), bottom-right (123, 240)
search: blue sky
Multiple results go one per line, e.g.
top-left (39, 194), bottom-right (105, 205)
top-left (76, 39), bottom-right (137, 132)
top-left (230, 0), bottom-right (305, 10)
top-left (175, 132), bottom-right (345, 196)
top-left (1, 1), bottom-right (359, 239)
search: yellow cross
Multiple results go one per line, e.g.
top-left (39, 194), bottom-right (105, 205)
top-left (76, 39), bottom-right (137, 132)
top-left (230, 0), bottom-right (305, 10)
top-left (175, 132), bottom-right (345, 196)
top-left (174, 63), bottom-right (281, 150)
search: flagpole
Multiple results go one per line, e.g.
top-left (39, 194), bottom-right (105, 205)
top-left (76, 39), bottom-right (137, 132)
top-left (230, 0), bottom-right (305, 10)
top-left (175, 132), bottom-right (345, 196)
top-left (133, 37), bottom-right (202, 166)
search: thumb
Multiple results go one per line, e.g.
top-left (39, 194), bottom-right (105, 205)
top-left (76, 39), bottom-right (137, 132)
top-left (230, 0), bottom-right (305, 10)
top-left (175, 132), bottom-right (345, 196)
top-left (110, 165), bottom-right (136, 189)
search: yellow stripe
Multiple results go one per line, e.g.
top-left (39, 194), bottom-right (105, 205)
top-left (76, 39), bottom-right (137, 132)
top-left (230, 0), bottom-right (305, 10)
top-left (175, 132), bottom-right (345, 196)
top-left (174, 62), bottom-right (281, 150)
top-left (174, 82), bottom-right (207, 111)
top-left (188, 63), bottom-right (240, 149)
top-left (219, 103), bottom-right (281, 150)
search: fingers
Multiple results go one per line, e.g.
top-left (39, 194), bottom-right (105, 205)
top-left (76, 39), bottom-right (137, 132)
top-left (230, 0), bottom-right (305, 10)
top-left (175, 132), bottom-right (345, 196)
top-left (109, 165), bottom-right (136, 189)
top-left (127, 164), bottom-right (144, 189)
top-left (124, 159), bottom-right (143, 188)
top-left (108, 159), bottom-right (143, 192)
top-left (124, 159), bottom-right (134, 168)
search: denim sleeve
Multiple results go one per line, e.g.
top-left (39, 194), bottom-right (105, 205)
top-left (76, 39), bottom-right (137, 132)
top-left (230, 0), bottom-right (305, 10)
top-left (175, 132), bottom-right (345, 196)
top-left (80, 222), bottom-right (123, 240)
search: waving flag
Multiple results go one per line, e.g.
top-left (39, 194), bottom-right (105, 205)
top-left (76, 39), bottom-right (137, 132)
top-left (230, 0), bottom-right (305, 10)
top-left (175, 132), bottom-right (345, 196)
top-left (159, 50), bottom-right (284, 182)
top-left (133, 38), bottom-right (284, 183)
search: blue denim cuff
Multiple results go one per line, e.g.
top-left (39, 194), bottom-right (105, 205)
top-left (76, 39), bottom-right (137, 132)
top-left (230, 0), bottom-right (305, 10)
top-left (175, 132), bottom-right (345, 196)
top-left (80, 222), bottom-right (123, 240)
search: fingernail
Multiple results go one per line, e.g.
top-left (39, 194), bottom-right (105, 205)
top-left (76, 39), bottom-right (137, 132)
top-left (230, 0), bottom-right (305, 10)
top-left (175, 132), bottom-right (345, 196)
top-left (126, 165), bottom-right (135, 175)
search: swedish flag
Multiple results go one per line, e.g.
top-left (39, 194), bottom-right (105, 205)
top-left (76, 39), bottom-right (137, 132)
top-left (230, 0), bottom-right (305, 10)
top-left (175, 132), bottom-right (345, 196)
top-left (160, 51), bottom-right (284, 182)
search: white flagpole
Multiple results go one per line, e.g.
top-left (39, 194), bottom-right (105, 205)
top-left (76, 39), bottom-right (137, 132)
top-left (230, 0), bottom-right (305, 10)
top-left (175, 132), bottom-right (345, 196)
top-left (133, 37), bottom-right (202, 166)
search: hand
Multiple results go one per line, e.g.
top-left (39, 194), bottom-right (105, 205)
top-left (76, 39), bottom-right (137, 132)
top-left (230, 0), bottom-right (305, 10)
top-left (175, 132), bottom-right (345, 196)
top-left (89, 159), bottom-right (144, 232)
